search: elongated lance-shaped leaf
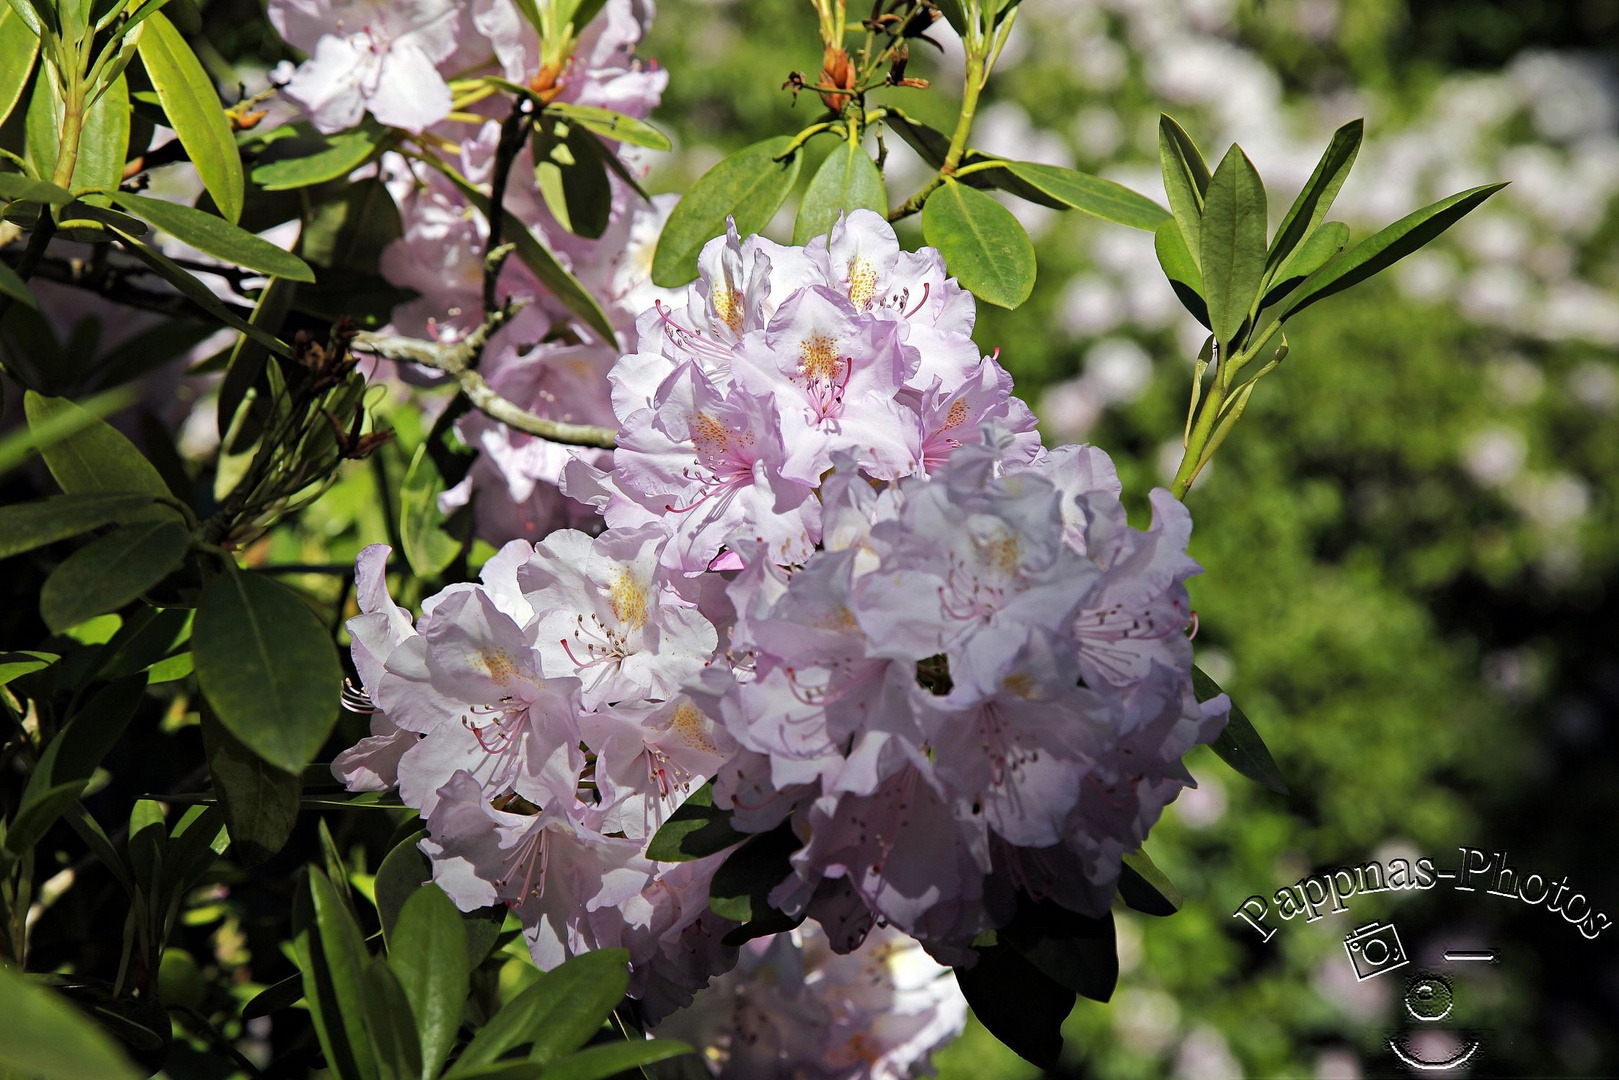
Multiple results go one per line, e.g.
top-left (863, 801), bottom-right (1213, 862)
top-left (1000, 161), bottom-right (1171, 231)
top-left (1159, 114), bottom-right (1210, 262)
top-left (25, 67), bottom-right (128, 197)
top-left (137, 12), bottom-right (244, 222)
top-left (953, 942), bottom-right (1073, 1070)
top-left (0, 173), bottom-right (73, 204)
top-left (1282, 183), bottom-right (1508, 320)
top-left (390, 884), bottom-right (469, 1080)
top-left (922, 179), bottom-right (1037, 310)
top-left (546, 101), bottom-right (671, 151)
top-left (39, 518), bottom-right (189, 632)
top-left (0, 966), bottom-right (141, 1080)
top-left (446, 949), bottom-right (632, 1077)
top-left (251, 123), bottom-right (383, 190)
top-left (539, 1039), bottom-right (696, 1080)
top-left (1266, 118), bottom-right (1361, 274)
top-left (1260, 221), bottom-right (1349, 310)
top-left (24, 391), bottom-right (174, 499)
top-left (1119, 848), bottom-right (1182, 916)
top-left (1199, 144), bottom-right (1267, 350)
top-left (0, 3), bottom-right (37, 131)
top-left (111, 193), bottom-right (315, 281)
top-left (794, 140), bottom-right (887, 244)
top-left (652, 136), bottom-right (803, 287)
top-left (1153, 220), bottom-right (1209, 329)
top-left (294, 867), bottom-right (381, 1080)
top-left (1193, 665), bottom-right (1288, 795)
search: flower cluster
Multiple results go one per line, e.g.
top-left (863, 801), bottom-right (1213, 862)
top-left (651, 921), bottom-right (968, 1080)
top-left (336, 210), bottom-right (1225, 1020)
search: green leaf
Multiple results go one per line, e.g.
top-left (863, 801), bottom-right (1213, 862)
top-left (374, 829), bottom-right (432, 946)
top-left (1199, 144), bottom-right (1267, 349)
top-left (0, 0), bottom-right (43, 40)
top-left (1118, 849), bottom-right (1182, 916)
top-left (1193, 664), bottom-right (1288, 795)
top-left (644, 781), bottom-right (747, 862)
top-left (546, 102), bottom-right (671, 151)
top-left (0, 492), bottom-right (156, 558)
top-left (296, 867), bottom-right (381, 1080)
top-left (23, 390), bottom-right (171, 497)
top-left (432, 163), bottom-right (618, 345)
top-left (1259, 220), bottom-right (1348, 309)
top-left (1000, 162), bottom-right (1170, 231)
top-left (921, 179), bottom-right (1036, 309)
top-left (137, 12), bottom-right (243, 222)
top-left (301, 177), bottom-right (403, 274)
top-left (251, 122), bottom-right (383, 190)
top-left (0, 257), bottom-right (37, 309)
top-left (793, 141), bottom-right (887, 245)
top-left (110, 192), bottom-right (315, 282)
top-left (1158, 114), bottom-right (1210, 261)
top-left (1002, 903), bottom-right (1117, 1003)
top-left (706, 820), bottom-right (799, 923)
top-left (953, 942), bottom-right (1073, 1071)
top-left (108, 227), bottom-right (296, 358)
top-left (0, 966), bottom-right (141, 1080)
top-left (0, 173), bottom-right (73, 205)
top-left (0, 650), bottom-right (57, 686)
top-left (1266, 118), bottom-right (1361, 273)
top-left (534, 116), bottom-right (612, 239)
top-left (363, 959), bottom-right (423, 1080)
top-left (400, 441), bottom-right (469, 577)
top-left (447, 949), bottom-right (631, 1078)
top-left (652, 136), bottom-right (803, 288)
top-left (540, 1039), bottom-right (694, 1080)
top-left (23, 65), bottom-right (128, 199)
top-left (392, 884), bottom-right (469, 1080)
top-left (39, 518), bottom-right (189, 632)
top-left (1282, 183), bottom-right (1508, 321)
top-left (199, 701), bottom-right (301, 865)
top-left (216, 274), bottom-right (296, 441)
top-left (933, 0), bottom-right (967, 33)
top-left (193, 566), bottom-right (342, 773)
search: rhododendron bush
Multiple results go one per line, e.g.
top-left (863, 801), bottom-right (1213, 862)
top-left (0, 0), bottom-right (1502, 1077)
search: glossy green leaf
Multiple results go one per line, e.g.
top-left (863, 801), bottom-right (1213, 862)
top-left (1260, 220), bottom-right (1348, 309)
top-left (1158, 114), bottom-right (1210, 261)
top-left (251, 123), bottom-right (383, 190)
top-left (301, 177), bottom-right (403, 272)
top-left (447, 949), bottom-right (631, 1078)
top-left (400, 441), bottom-right (468, 577)
top-left (1266, 118), bottom-right (1362, 273)
top-left (0, 493), bottom-right (157, 559)
top-left (392, 884), bottom-right (469, 1080)
top-left (1118, 848), bottom-right (1182, 916)
top-left (39, 518), bottom-right (189, 632)
top-left (652, 136), bottom-right (802, 288)
top-left (374, 831), bottom-right (431, 946)
top-left (0, 173), bottom-right (73, 205)
top-left (921, 179), bottom-right (1036, 309)
top-left (793, 141), bottom-right (887, 244)
top-left (194, 566), bottom-right (342, 773)
top-left (0, 0), bottom-right (43, 39)
top-left (363, 959), bottom-right (423, 1080)
top-left (109, 227), bottom-right (295, 357)
top-left (0, 650), bottom-right (57, 686)
top-left (295, 867), bottom-right (381, 1080)
top-left (433, 163), bottom-right (618, 345)
top-left (534, 117), bottom-right (612, 239)
top-left (138, 12), bottom-right (243, 222)
top-left (1193, 665), bottom-right (1288, 795)
top-left (0, 966), bottom-right (141, 1080)
top-left (953, 942), bottom-right (1073, 1071)
top-left (540, 1039), bottom-right (694, 1080)
top-left (1199, 144), bottom-right (1267, 349)
top-left (933, 0), bottom-right (967, 33)
top-left (23, 390), bottom-right (171, 498)
top-left (644, 781), bottom-right (747, 862)
top-left (1282, 183), bottom-right (1508, 320)
top-left (111, 193), bottom-right (315, 281)
top-left (1001, 162), bottom-right (1170, 231)
top-left (216, 275), bottom-right (295, 440)
top-left (706, 820), bottom-right (799, 923)
top-left (547, 101), bottom-right (671, 151)
top-left (24, 66), bottom-right (128, 197)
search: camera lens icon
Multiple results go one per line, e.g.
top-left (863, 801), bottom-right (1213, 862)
top-left (1344, 921), bottom-right (1410, 981)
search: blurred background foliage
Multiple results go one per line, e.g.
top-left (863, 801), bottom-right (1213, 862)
top-left (5, 0), bottom-right (1616, 1076)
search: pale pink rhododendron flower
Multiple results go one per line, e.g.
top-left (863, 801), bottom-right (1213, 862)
top-left (651, 921), bottom-right (968, 1080)
top-left (336, 210), bottom-right (1225, 1034)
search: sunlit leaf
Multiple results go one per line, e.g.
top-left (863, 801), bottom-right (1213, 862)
top-left (251, 122), bottom-right (382, 190)
top-left (1001, 162), bottom-right (1170, 231)
top-left (295, 867), bottom-right (380, 1080)
top-left (546, 101), bottom-right (671, 151)
top-left (644, 781), bottom-right (747, 862)
top-left (921, 179), bottom-right (1036, 310)
top-left (793, 140), bottom-right (887, 244)
top-left (391, 884), bottom-right (469, 1079)
top-left (111, 192), bottom-right (316, 281)
top-left (1118, 848), bottom-right (1182, 916)
top-left (446, 949), bottom-right (631, 1078)
top-left (1158, 114), bottom-right (1210, 261)
top-left (652, 136), bottom-right (802, 288)
top-left (1266, 118), bottom-right (1362, 273)
top-left (1199, 144), bottom-right (1267, 349)
top-left (137, 12), bottom-right (244, 222)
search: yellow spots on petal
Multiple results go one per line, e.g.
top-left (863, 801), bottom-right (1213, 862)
top-left (981, 530), bottom-right (1022, 575)
top-left (1002, 670), bottom-right (1037, 699)
top-left (815, 605), bottom-right (860, 633)
top-left (668, 700), bottom-right (718, 753)
top-left (690, 411), bottom-right (731, 456)
top-left (713, 285), bottom-right (745, 334)
top-left (607, 567), bottom-right (649, 630)
top-left (943, 396), bottom-right (970, 429)
top-left (799, 331), bottom-right (842, 383)
top-left (479, 648), bottom-right (519, 687)
top-left (847, 256), bottom-right (877, 309)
